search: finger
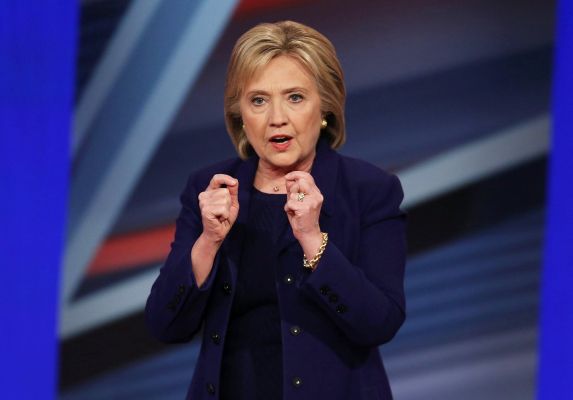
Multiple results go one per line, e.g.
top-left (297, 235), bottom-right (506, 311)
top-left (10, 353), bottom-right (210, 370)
top-left (288, 181), bottom-right (300, 196)
top-left (206, 174), bottom-right (238, 191)
top-left (227, 178), bottom-right (239, 206)
top-left (199, 190), bottom-right (232, 215)
top-left (286, 179), bottom-right (295, 195)
top-left (209, 205), bottom-right (230, 221)
top-left (295, 177), bottom-right (314, 195)
top-left (284, 202), bottom-right (300, 214)
top-left (289, 191), bottom-right (305, 204)
top-left (286, 173), bottom-right (319, 197)
top-left (213, 189), bottom-right (232, 206)
top-left (285, 171), bottom-right (315, 184)
top-left (285, 195), bottom-right (307, 211)
top-left (289, 181), bottom-right (318, 204)
top-left (201, 188), bottom-right (230, 203)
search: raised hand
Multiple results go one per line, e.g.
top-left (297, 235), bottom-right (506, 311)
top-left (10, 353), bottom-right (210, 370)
top-left (284, 171), bottom-right (324, 257)
top-left (198, 174), bottom-right (240, 244)
top-left (191, 174), bottom-right (239, 287)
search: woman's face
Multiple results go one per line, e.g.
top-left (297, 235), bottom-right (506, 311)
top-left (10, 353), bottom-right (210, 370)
top-left (240, 55), bottom-right (322, 172)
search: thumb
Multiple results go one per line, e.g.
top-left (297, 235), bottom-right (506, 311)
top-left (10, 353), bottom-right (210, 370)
top-left (227, 178), bottom-right (239, 206)
top-left (286, 179), bottom-right (295, 195)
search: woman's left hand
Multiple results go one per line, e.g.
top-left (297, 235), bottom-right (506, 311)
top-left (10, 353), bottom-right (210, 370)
top-left (284, 171), bottom-right (324, 256)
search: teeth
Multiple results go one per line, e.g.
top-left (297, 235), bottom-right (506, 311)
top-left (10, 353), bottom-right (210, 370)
top-left (271, 137), bottom-right (289, 143)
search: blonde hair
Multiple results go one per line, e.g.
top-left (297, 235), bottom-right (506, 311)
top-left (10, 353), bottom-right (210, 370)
top-left (224, 20), bottom-right (346, 159)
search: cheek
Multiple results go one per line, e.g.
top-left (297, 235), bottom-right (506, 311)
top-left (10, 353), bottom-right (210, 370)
top-left (243, 130), bottom-right (259, 149)
top-left (243, 121), bottom-right (266, 151)
top-left (241, 112), bottom-right (262, 135)
top-left (243, 109), bottom-right (267, 128)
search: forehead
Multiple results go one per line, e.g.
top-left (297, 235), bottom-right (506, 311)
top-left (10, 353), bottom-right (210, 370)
top-left (243, 55), bottom-right (317, 92)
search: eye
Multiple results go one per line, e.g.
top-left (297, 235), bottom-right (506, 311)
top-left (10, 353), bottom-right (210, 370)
top-left (289, 93), bottom-right (304, 103)
top-left (251, 96), bottom-right (265, 106)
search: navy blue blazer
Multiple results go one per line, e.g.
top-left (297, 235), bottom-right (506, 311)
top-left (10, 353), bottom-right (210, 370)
top-left (145, 137), bottom-right (407, 400)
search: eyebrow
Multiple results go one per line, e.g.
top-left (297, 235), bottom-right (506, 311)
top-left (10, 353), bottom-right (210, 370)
top-left (245, 87), bottom-right (309, 97)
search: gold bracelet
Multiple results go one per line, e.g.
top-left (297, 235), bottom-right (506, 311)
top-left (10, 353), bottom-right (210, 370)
top-left (303, 232), bottom-right (328, 270)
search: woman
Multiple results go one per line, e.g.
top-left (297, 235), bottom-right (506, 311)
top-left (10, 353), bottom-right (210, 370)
top-left (145, 21), bottom-right (406, 400)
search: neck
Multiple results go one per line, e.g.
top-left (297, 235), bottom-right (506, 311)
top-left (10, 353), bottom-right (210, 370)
top-left (254, 154), bottom-right (314, 193)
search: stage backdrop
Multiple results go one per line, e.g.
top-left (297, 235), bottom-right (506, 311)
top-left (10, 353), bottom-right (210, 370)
top-left (59, 1), bottom-right (561, 399)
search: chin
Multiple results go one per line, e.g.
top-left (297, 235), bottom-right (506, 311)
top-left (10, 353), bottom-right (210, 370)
top-left (266, 153), bottom-right (299, 170)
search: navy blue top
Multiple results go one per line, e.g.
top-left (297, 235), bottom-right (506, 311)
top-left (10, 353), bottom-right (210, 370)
top-left (146, 138), bottom-right (407, 400)
top-left (220, 188), bottom-right (287, 400)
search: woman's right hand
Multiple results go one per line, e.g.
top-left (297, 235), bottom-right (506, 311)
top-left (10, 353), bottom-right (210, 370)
top-left (191, 174), bottom-right (239, 287)
top-left (198, 174), bottom-right (240, 244)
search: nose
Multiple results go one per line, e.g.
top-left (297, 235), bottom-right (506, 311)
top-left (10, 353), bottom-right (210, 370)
top-left (269, 100), bottom-right (287, 128)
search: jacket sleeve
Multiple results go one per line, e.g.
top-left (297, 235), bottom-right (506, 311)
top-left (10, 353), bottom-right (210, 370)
top-left (145, 173), bottom-right (220, 343)
top-left (300, 173), bottom-right (407, 347)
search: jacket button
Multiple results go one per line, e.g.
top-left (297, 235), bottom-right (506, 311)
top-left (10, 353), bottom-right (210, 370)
top-left (178, 284), bottom-right (186, 294)
top-left (319, 285), bottom-right (330, 295)
top-left (206, 383), bottom-right (216, 395)
top-left (328, 293), bottom-right (339, 303)
top-left (222, 282), bottom-right (232, 295)
top-left (292, 376), bottom-right (303, 388)
top-left (211, 332), bottom-right (221, 345)
top-left (284, 274), bottom-right (294, 285)
top-left (336, 304), bottom-right (347, 314)
top-left (289, 326), bottom-right (301, 336)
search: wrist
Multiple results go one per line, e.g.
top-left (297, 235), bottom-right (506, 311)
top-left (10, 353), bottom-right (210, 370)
top-left (192, 234), bottom-right (222, 267)
top-left (197, 232), bottom-right (224, 250)
top-left (191, 234), bottom-right (222, 288)
top-left (302, 232), bottom-right (328, 271)
top-left (298, 230), bottom-right (322, 254)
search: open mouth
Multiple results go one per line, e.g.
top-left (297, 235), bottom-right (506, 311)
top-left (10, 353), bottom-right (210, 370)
top-left (270, 136), bottom-right (292, 144)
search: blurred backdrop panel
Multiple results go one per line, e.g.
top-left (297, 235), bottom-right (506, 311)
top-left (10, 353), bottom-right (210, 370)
top-left (0, 0), bottom-right (76, 398)
top-left (60, 0), bottom-right (556, 399)
top-left (538, 0), bottom-right (573, 398)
